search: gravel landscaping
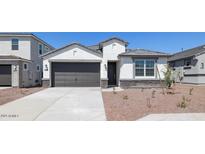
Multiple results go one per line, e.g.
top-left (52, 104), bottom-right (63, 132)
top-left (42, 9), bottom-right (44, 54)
top-left (0, 87), bottom-right (45, 105)
top-left (102, 84), bottom-right (205, 121)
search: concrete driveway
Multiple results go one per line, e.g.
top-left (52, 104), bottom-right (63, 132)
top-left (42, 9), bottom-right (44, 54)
top-left (0, 87), bottom-right (106, 121)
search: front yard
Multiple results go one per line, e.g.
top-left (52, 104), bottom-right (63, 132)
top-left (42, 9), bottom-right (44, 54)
top-left (102, 84), bottom-right (205, 120)
top-left (0, 87), bottom-right (45, 105)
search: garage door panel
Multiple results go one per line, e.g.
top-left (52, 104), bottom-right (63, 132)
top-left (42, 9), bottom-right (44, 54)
top-left (0, 65), bottom-right (11, 86)
top-left (52, 62), bottom-right (100, 87)
top-left (0, 75), bottom-right (11, 86)
top-left (75, 73), bottom-right (99, 81)
top-left (54, 81), bottom-right (65, 87)
top-left (76, 81), bottom-right (99, 87)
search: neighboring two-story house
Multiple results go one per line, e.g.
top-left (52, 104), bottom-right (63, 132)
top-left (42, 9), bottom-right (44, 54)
top-left (0, 33), bottom-right (54, 87)
top-left (168, 45), bottom-right (205, 84)
top-left (42, 37), bottom-right (169, 88)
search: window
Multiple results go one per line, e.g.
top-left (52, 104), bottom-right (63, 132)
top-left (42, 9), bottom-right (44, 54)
top-left (184, 59), bottom-right (191, 66)
top-left (135, 60), bottom-right (144, 76)
top-left (146, 60), bottom-right (155, 76)
top-left (23, 63), bottom-right (28, 71)
top-left (36, 65), bottom-right (40, 71)
top-left (11, 39), bottom-right (19, 50)
top-left (44, 46), bottom-right (49, 53)
top-left (135, 59), bottom-right (155, 77)
top-left (39, 44), bottom-right (43, 55)
top-left (201, 63), bottom-right (204, 69)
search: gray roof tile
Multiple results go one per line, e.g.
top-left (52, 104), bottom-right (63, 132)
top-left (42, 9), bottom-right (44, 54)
top-left (0, 55), bottom-right (30, 61)
top-left (168, 45), bottom-right (205, 61)
top-left (119, 49), bottom-right (169, 57)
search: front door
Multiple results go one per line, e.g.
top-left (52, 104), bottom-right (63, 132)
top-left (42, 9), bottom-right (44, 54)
top-left (108, 62), bottom-right (116, 86)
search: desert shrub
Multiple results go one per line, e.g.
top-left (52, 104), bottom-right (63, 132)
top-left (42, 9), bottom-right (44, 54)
top-left (163, 66), bottom-right (174, 89)
top-left (152, 90), bottom-right (156, 98)
top-left (189, 88), bottom-right (194, 95)
top-left (141, 88), bottom-right (144, 92)
top-left (123, 95), bottom-right (128, 100)
top-left (177, 96), bottom-right (190, 108)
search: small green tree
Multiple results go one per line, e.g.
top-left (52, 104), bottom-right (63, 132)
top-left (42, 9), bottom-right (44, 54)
top-left (163, 66), bottom-right (173, 88)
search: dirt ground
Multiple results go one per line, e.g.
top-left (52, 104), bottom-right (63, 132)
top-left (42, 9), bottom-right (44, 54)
top-left (0, 87), bottom-right (45, 105)
top-left (102, 84), bottom-right (205, 121)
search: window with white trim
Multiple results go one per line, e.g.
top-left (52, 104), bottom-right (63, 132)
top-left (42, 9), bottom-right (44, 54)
top-left (146, 60), bottom-right (155, 76)
top-left (38, 44), bottom-right (43, 55)
top-left (135, 59), bottom-right (155, 77)
top-left (11, 39), bottom-right (19, 50)
top-left (135, 60), bottom-right (144, 76)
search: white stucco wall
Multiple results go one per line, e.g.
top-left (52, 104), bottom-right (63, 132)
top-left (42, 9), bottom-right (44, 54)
top-left (43, 45), bottom-right (102, 79)
top-left (156, 57), bottom-right (167, 79)
top-left (119, 57), bottom-right (134, 79)
top-left (101, 40), bottom-right (126, 80)
top-left (0, 36), bottom-right (31, 60)
top-left (11, 64), bottom-right (19, 87)
top-left (196, 53), bottom-right (205, 74)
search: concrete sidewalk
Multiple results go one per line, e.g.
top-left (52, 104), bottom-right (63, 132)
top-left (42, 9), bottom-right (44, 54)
top-left (138, 113), bottom-right (205, 121)
top-left (0, 87), bottom-right (106, 121)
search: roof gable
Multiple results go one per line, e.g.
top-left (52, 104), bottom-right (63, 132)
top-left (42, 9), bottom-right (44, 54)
top-left (42, 43), bottom-right (102, 59)
top-left (99, 37), bottom-right (128, 47)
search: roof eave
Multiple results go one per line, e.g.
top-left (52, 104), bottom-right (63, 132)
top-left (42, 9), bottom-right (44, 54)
top-left (119, 54), bottom-right (170, 57)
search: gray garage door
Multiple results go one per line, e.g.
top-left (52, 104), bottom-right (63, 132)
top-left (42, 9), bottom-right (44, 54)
top-left (51, 62), bottom-right (100, 87)
top-left (0, 65), bottom-right (11, 86)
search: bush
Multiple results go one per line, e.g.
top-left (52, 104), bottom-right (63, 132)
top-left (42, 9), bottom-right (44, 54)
top-left (177, 96), bottom-right (190, 109)
top-left (123, 95), bottom-right (128, 100)
top-left (189, 88), bottom-right (194, 95)
top-left (152, 90), bottom-right (156, 98)
top-left (163, 66), bottom-right (174, 88)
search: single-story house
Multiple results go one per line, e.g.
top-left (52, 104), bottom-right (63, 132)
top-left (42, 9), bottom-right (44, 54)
top-left (42, 37), bottom-right (169, 88)
top-left (168, 44), bottom-right (205, 84)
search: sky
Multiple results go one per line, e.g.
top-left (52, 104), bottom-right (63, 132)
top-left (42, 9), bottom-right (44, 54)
top-left (33, 32), bottom-right (205, 54)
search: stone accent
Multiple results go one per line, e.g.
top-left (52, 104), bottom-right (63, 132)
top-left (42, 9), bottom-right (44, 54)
top-left (42, 79), bottom-right (50, 87)
top-left (120, 79), bottom-right (165, 88)
top-left (101, 79), bottom-right (108, 88)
